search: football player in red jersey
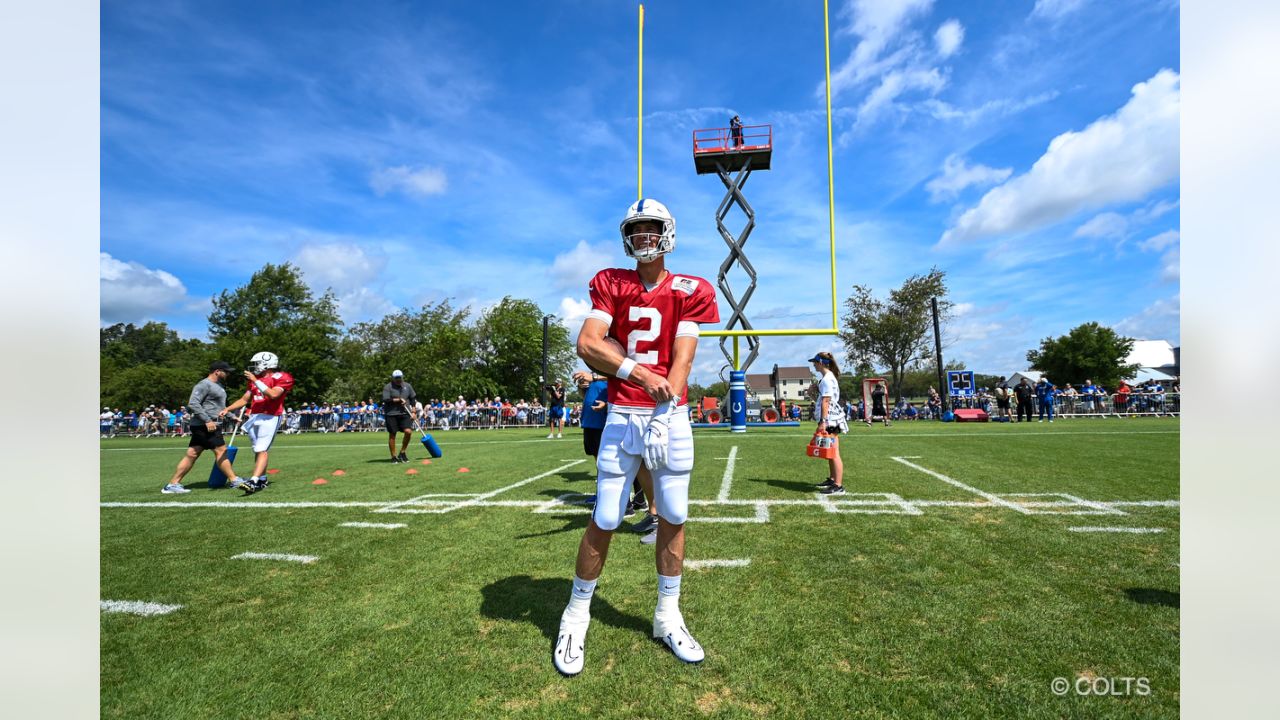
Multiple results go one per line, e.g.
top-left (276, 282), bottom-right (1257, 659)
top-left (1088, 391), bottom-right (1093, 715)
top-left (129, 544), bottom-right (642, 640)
top-left (222, 351), bottom-right (294, 494)
top-left (553, 198), bottom-right (719, 676)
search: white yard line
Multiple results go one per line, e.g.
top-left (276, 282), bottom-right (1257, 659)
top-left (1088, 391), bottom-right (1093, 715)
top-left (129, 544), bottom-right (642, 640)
top-left (339, 522), bottom-right (406, 529)
top-left (1068, 526), bottom-right (1167, 534)
top-left (100, 600), bottom-right (183, 616)
top-left (717, 446), bottom-right (739, 502)
top-left (101, 501), bottom-right (390, 508)
top-left (376, 459), bottom-right (586, 515)
top-left (693, 503), bottom-right (770, 524)
top-left (891, 457), bottom-right (1031, 514)
top-left (231, 552), bottom-right (319, 563)
top-left (685, 559), bottom-right (751, 570)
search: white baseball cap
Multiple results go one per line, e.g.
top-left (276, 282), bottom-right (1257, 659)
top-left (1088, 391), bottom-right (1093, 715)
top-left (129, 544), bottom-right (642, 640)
top-left (392, 370), bottom-right (404, 377)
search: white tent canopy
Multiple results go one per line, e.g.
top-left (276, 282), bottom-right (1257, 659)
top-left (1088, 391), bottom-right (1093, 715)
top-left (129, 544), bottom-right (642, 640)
top-left (1127, 367), bottom-right (1176, 384)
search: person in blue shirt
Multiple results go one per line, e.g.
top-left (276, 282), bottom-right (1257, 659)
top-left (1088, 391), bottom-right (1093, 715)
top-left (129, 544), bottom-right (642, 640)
top-left (1036, 378), bottom-right (1056, 423)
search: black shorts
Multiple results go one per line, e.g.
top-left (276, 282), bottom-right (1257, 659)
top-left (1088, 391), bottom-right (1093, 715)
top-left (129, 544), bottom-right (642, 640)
top-left (188, 424), bottom-right (225, 451)
top-left (385, 414), bottom-right (413, 434)
top-left (997, 398), bottom-right (1010, 409)
top-left (825, 425), bottom-right (844, 436)
top-left (582, 426), bottom-right (602, 457)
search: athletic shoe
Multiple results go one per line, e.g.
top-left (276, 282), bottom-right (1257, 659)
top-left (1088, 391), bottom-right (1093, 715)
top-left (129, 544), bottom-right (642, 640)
top-left (557, 433), bottom-right (563, 439)
top-left (815, 477), bottom-right (835, 490)
top-left (391, 456), bottom-right (402, 464)
top-left (632, 513), bottom-right (659, 534)
top-left (161, 484), bottom-right (190, 494)
top-left (398, 452), bottom-right (408, 462)
top-left (653, 611), bottom-right (704, 663)
top-left (228, 477), bottom-right (247, 490)
top-left (547, 433), bottom-right (555, 439)
top-left (627, 497), bottom-right (648, 515)
top-left (640, 530), bottom-right (657, 545)
top-left (553, 611), bottom-right (590, 676)
top-left (821, 483), bottom-right (846, 495)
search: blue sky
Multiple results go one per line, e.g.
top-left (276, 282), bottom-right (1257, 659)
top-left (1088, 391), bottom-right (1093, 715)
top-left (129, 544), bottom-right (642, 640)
top-left (101, 0), bottom-right (1180, 384)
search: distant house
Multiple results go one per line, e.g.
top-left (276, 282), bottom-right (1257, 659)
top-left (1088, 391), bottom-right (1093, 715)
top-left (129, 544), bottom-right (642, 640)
top-left (745, 373), bottom-right (774, 398)
top-left (1008, 370), bottom-right (1044, 387)
top-left (770, 365), bottom-right (814, 402)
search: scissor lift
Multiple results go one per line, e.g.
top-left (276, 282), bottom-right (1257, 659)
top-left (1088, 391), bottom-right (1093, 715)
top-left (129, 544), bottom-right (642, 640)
top-left (692, 123), bottom-right (773, 376)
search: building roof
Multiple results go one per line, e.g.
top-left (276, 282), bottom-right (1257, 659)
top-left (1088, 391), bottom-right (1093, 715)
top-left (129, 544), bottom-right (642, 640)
top-left (774, 365), bottom-right (812, 380)
top-left (745, 373), bottom-right (773, 389)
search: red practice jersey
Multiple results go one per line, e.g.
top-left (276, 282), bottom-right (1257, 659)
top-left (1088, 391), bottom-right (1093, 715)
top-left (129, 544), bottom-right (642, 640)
top-left (587, 268), bottom-right (719, 410)
top-left (249, 371), bottom-right (294, 416)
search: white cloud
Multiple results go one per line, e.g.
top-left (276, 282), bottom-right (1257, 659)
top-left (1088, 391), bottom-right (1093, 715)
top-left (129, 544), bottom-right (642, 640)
top-left (1138, 229), bottom-right (1179, 252)
top-left (934, 19), bottom-right (964, 58)
top-left (336, 287), bottom-right (397, 323)
top-left (921, 90), bottom-right (1059, 125)
top-left (550, 239), bottom-right (613, 292)
top-left (1113, 294), bottom-right (1180, 342)
top-left (292, 242), bottom-right (387, 291)
top-left (941, 69), bottom-right (1180, 245)
top-left (1073, 212), bottom-right (1128, 239)
top-left (1031, 0), bottom-right (1088, 21)
top-left (370, 165), bottom-right (448, 199)
top-left (826, 0), bottom-right (935, 99)
top-left (925, 154), bottom-right (1013, 203)
top-left (558, 296), bottom-right (591, 331)
top-left (100, 252), bottom-right (189, 324)
top-left (856, 67), bottom-right (947, 127)
top-left (1159, 248), bottom-right (1180, 283)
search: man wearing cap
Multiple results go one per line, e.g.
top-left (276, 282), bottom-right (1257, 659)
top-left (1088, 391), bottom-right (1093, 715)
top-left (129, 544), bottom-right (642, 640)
top-left (383, 370), bottom-right (418, 463)
top-left (162, 361), bottom-right (246, 493)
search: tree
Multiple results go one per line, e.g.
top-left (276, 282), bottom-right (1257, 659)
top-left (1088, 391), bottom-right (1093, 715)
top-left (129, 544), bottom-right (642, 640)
top-left (207, 263), bottom-right (342, 403)
top-left (840, 268), bottom-right (952, 400)
top-left (1026, 322), bottom-right (1138, 388)
top-left (100, 322), bottom-right (214, 408)
top-left (335, 301), bottom-right (480, 402)
top-left (101, 365), bottom-right (204, 410)
top-left (474, 298), bottom-right (575, 401)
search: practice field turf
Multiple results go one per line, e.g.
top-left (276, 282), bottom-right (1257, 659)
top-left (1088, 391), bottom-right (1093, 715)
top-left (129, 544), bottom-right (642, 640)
top-left (101, 420), bottom-right (1179, 719)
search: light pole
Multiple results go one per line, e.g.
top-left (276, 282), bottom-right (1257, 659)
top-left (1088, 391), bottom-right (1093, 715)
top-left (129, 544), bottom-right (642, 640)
top-left (541, 314), bottom-right (553, 414)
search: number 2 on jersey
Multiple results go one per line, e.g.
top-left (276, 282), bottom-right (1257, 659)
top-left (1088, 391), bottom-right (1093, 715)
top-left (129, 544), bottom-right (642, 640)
top-left (627, 307), bottom-right (661, 364)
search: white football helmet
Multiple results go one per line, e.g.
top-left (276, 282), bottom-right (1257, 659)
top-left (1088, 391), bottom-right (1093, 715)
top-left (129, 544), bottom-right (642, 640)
top-left (620, 198), bottom-right (676, 263)
top-left (250, 351), bottom-right (280, 374)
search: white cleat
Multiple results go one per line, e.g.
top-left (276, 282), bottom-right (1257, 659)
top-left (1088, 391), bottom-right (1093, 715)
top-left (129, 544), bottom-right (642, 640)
top-left (553, 611), bottom-right (590, 676)
top-left (654, 612), bottom-right (704, 663)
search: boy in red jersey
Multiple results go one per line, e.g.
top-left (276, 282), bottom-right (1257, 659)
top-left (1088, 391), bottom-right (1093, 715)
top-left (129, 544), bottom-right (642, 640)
top-left (222, 351), bottom-right (293, 494)
top-left (553, 198), bottom-right (719, 676)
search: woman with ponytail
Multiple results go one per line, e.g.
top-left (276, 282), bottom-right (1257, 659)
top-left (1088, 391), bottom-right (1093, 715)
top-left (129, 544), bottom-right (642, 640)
top-left (807, 351), bottom-right (847, 494)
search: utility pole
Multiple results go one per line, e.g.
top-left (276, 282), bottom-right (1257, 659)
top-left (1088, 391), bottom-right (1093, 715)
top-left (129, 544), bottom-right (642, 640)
top-left (541, 314), bottom-right (552, 411)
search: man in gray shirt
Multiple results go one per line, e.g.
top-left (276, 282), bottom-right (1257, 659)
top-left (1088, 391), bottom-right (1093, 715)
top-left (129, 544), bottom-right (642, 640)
top-left (162, 361), bottom-right (246, 493)
top-left (382, 369), bottom-right (418, 463)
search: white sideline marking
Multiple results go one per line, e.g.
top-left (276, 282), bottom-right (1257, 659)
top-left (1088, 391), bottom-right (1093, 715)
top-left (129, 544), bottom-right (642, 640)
top-left (891, 457), bottom-right (1031, 514)
top-left (1003, 493), bottom-right (1127, 516)
top-left (685, 558), bottom-right (751, 570)
top-left (99, 428), bottom-right (1181, 451)
top-left (694, 503), bottom-right (770, 524)
top-left (1068, 526), bottom-right (1166, 534)
top-left (339, 522), bottom-right (406, 529)
top-left (717, 446), bottom-right (739, 502)
top-left (231, 552), bottom-right (319, 563)
top-left (101, 600), bottom-right (183, 616)
top-left (376, 459), bottom-right (586, 515)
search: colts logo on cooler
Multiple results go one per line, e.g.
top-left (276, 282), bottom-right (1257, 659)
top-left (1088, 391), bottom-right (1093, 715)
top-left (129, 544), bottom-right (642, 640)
top-left (671, 276), bottom-right (699, 295)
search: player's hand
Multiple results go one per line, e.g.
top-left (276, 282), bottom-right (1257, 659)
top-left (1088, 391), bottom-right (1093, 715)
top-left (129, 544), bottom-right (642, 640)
top-left (643, 407), bottom-right (672, 470)
top-left (206, 421), bottom-right (217, 432)
top-left (243, 370), bottom-right (257, 383)
top-left (217, 408), bottom-right (227, 417)
top-left (638, 370), bottom-right (674, 403)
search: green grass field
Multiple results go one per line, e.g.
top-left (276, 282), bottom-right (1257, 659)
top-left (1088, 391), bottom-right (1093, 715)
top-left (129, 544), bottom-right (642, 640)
top-left (101, 419), bottom-right (1179, 719)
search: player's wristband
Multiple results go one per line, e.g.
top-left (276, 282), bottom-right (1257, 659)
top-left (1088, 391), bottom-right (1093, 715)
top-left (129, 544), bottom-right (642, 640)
top-left (254, 380), bottom-right (269, 393)
top-left (616, 358), bottom-right (637, 380)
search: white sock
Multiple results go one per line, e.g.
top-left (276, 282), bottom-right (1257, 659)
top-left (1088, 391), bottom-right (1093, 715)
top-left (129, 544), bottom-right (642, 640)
top-left (566, 575), bottom-right (597, 616)
top-left (657, 573), bottom-right (682, 615)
